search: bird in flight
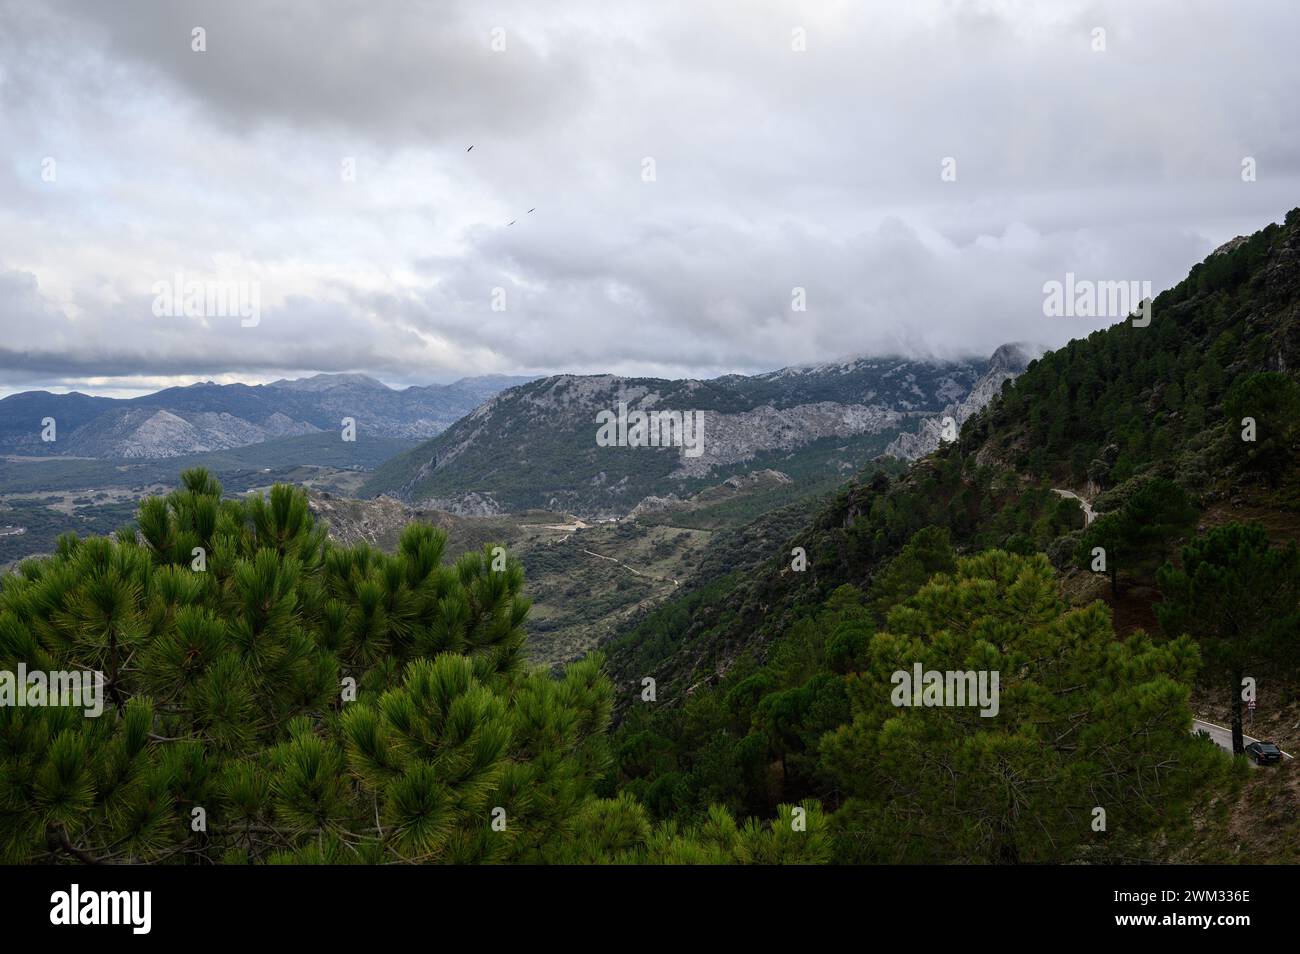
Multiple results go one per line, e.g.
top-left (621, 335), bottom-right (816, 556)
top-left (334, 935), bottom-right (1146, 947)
top-left (466, 145), bottom-right (474, 152)
top-left (507, 220), bottom-right (516, 226)
top-left (527, 208), bottom-right (535, 214)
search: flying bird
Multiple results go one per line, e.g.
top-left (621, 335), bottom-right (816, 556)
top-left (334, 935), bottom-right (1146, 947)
top-left (507, 220), bottom-right (516, 226)
top-left (527, 208), bottom-right (535, 214)
top-left (466, 145), bottom-right (473, 152)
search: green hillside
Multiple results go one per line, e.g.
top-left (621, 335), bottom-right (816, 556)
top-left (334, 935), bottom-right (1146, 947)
top-left (599, 209), bottom-right (1300, 862)
top-left (359, 355), bottom-right (1004, 516)
top-left (6, 210), bottom-right (1300, 866)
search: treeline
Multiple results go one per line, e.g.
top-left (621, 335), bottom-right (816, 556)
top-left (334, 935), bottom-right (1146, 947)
top-left (7, 209), bottom-right (1300, 864)
top-left (10, 472), bottom-right (1287, 864)
top-left (611, 529), bottom-right (1267, 861)
top-left (0, 471), bottom-right (828, 864)
top-left (971, 210), bottom-right (1300, 490)
top-left (602, 209), bottom-right (1300, 862)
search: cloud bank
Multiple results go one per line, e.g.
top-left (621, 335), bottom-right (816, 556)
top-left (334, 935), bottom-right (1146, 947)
top-left (2, 0), bottom-right (1298, 395)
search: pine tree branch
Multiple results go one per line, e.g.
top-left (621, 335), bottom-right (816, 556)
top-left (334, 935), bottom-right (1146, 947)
top-left (52, 826), bottom-right (109, 865)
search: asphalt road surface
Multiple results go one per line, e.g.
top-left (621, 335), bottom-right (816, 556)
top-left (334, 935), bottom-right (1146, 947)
top-left (1193, 718), bottom-right (1295, 764)
top-left (1051, 488), bottom-right (1096, 525)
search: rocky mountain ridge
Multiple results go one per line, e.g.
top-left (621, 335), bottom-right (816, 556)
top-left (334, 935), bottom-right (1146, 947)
top-left (882, 342), bottom-right (1040, 460)
top-left (0, 373), bottom-right (533, 459)
top-left (363, 348), bottom-right (1030, 518)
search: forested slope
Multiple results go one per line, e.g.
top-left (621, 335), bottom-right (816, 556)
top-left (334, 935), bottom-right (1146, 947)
top-left (600, 209), bottom-right (1300, 862)
top-left (6, 210), bottom-right (1300, 865)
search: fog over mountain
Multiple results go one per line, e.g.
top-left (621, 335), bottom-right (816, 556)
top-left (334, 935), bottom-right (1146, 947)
top-left (3, 0), bottom-right (1299, 396)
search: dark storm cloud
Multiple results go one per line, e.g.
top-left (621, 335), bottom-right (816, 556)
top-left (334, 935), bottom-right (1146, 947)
top-left (29, 0), bottom-right (592, 144)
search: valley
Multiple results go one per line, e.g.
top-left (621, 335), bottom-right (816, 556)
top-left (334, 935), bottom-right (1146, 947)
top-left (0, 354), bottom-right (1022, 661)
top-left (4, 213), bottom-right (1300, 867)
top-left (0, 430), bottom-right (415, 565)
top-left (306, 465), bottom-right (838, 668)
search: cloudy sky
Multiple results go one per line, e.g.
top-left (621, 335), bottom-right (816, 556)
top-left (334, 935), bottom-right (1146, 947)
top-left (2, 0), bottom-right (1298, 397)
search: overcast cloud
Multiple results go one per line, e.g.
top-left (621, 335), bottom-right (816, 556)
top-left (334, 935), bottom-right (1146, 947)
top-left (2, 0), bottom-right (1298, 396)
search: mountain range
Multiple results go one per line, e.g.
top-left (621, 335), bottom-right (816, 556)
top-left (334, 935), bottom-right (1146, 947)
top-left (0, 373), bottom-right (533, 459)
top-left (585, 209), bottom-right (1300, 866)
top-left (605, 209), bottom-right (1300, 708)
top-left (0, 349), bottom-right (1034, 567)
top-left (360, 345), bottom-right (1036, 518)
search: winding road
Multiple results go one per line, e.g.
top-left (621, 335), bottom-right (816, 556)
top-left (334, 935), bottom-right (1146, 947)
top-left (1192, 718), bottom-right (1294, 763)
top-left (1048, 488), bottom-right (1293, 766)
top-left (580, 548), bottom-right (679, 586)
top-left (1051, 488), bottom-right (1096, 525)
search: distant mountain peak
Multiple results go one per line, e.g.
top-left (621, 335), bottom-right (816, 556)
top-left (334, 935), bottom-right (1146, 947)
top-left (362, 352), bottom-right (1014, 517)
top-left (880, 342), bottom-right (1040, 461)
top-left (0, 373), bottom-right (525, 458)
top-left (988, 342), bottom-right (1044, 373)
top-left (267, 373), bottom-right (391, 392)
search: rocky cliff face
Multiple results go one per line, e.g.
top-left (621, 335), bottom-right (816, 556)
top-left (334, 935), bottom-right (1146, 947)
top-left (363, 348), bottom-right (1025, 518)
top-left (882, 343), bottom-right (1040, 460)
top-left (666, 402), bottom-right (912, 478)
top-left (72, 408), bottom-right (322, 459)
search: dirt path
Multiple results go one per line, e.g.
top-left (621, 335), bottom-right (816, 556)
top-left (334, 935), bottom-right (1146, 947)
top-left (534, 518), bottom-right (590, 532)
top-left (580, 548), bottom-right (678, 586)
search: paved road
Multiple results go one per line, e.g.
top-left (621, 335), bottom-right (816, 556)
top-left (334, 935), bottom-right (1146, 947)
top-left (1051, 488), bottom-right (1096, 525)
top-left (1046, 490), bottom-right (1294, 767)
top-left (1192, 718), bottom-right (1294, 763)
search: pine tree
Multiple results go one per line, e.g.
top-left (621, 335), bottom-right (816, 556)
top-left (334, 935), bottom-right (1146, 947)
top-left (1076, 477), bottom-right (1197, 595)
top-left (0, 471), bottom-right (618, 864)
top-left (820, 550), bottom-right (1226, 863)
top-left (2, 469), bottom-right (839, 865)
top-left (1156, 522), bottom-right (1300, 755)
top-left (1224, 372), bottom-right (1300, 484)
